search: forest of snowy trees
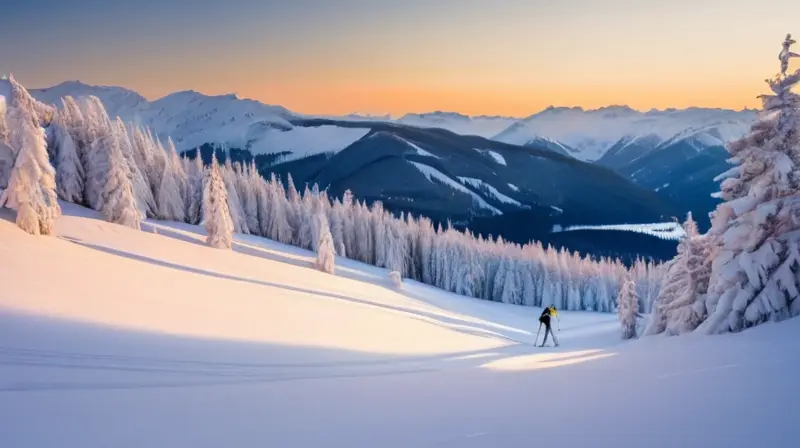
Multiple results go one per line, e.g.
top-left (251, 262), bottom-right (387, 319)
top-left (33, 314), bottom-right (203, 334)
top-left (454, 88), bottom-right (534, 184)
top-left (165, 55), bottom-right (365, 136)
top-left (0, 73), bottom-right (665, 316)
top-left (646, 33), bottom-right (800, 336)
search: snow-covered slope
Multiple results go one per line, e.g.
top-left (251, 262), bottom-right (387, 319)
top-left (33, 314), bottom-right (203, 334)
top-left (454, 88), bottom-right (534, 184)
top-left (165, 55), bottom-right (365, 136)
top-left (2, 203), bottom-right (799, 447)
top-left (494, 106), bottom-right (757, 162)
top-left (397, 111), bottom-right (519, 138)
top-left (31, 80), bottom-right (149, 121)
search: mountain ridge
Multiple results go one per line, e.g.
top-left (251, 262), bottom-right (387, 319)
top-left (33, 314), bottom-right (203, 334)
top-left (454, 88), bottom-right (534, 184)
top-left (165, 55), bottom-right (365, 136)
top-left (31, 80), bottom-right (757, 162)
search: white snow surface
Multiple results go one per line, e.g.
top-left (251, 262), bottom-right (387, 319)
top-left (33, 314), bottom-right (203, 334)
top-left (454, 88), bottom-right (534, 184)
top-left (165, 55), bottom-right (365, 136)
top-left (247, 125), bottom-right (370, 161)
top-left (553, 222), bottom-right (686, 241)
top-left (393, 135), bottom-right (440, 158)
top-left (458, 177), bottom-right (521, 206)
top-left (409, 162), bottom-right (501, 215)
top-left (475, 148), bottom-right (507, 166)
top-left (494, 106), bottom-right (757, 162)
top-left (507, 183), bottom-right (520, 192)
top-left (1, 203), bottom-right (799, 447)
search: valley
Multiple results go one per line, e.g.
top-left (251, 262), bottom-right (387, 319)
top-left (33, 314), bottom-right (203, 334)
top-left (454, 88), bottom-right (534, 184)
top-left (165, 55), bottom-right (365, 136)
top-left (28, 81), bottom-right (756, 261)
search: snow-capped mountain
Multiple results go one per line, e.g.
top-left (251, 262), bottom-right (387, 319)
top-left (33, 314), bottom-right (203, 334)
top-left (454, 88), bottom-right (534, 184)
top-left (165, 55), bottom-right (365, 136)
top-left (27, 79), bottom-right (684, 259)
top-left (31, 81), bottom-right (373, 164)
top-left (396, 111), bottom-right (519, 139)
top-left (494, 105), bottom-right (757, 162)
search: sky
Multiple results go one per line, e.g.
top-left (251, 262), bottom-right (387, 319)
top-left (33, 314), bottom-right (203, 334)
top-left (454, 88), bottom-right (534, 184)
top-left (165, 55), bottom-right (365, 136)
top-left (1, 0), bottom-right (799, 117)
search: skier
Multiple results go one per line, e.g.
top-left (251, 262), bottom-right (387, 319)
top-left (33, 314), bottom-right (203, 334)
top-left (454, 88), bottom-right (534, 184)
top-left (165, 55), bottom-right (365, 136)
top-left (538, 305), bottom-right (560, 347)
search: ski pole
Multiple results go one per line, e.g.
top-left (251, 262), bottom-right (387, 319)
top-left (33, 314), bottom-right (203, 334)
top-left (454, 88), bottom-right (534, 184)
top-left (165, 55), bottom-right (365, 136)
top-left (534, 322), bottom-right (542, 345)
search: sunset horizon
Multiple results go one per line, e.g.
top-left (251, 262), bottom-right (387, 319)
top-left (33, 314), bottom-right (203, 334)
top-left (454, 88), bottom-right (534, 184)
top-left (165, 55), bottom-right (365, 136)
top-left (3, 0), bottom-right (798, 117)
top-left (19, 75), bottom-right (771, 118)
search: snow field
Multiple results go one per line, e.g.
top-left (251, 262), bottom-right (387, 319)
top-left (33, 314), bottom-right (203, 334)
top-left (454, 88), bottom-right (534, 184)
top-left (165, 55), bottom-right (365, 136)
top-left (1, 204), bottom-right (799, 447)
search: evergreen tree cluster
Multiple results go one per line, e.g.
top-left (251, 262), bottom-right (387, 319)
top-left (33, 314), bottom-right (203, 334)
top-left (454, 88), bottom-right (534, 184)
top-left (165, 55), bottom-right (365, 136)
top-left (647, 33), bottom-right (800, 336)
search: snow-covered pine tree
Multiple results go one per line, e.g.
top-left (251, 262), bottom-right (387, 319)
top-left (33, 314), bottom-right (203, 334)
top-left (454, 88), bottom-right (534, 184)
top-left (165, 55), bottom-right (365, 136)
top-left (156, 150), bottom-right (186, 222)
top-left (221, 155), bottom-right (248, 234)
top-left (503, 256), bottom-right (524, 304)
top-left (59, 96), bottom-right (90, 165)
top-left (0, 94), bottom-right (12, 191)
top-left (646, 214), bottom-right (694, 335)
top-left (295, 190), bottom-right (314, 250)
top-left (0, 75), bottom-right (60, 234)
top-left (385, 217), bottom-right (409, 276)
top-left (700, 34), bottom-right (800, 334)
top-left (133, 126), bottom-right (163, 203)
top-left (340, 190), bottom-right (357, 257)
top-left (646, 213), bottom-right (714, 336)
top-left (329, 199), bottom-right (347, 257)
top-left (416, 216), bottom-right (435, 285)
top-left (236, 162), bottom-right (259, 233)
top-left (664, 227), bottom-right (713, 335)
top-left (167, 139), bottom-right (188, 211)
top-left (185, 153), bottom-right (204, 225)
top-left (98, 130), bottom-right (141, 230)
top-left (618, 277), bottom-right (640, 340)
top-left (266, 174), bottom-right (292, 244)
top-left (251, 163), bottom-right (271, 237)
top-left (455, 246), bottom-right (484, 298)
top-left (114, 118), bottom-right (156, 218)
top-left (78, 96), bottom-right (117, 211)
top-left (314, 209), bottom-right (336, 274)
top-left (371, 201), bottom-right (388, 268)
top-left (203, 154), bottom-right (234, 249)
top-left (51, 110), bottom-right (84, 203)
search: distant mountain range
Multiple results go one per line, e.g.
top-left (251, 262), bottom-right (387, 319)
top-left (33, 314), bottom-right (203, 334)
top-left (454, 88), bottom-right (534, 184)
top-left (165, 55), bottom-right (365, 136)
top-left (29, 80), bottom-right (757, 258)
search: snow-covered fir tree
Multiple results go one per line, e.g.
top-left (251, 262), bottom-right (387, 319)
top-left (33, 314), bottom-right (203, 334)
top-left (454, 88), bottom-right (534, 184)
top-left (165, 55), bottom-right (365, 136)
top-left (99, 131), bottom-right (141, 229)
top-left (156, 145), bottom-right (186, 222)
top-left (0, 94), bottom-right (14, 190)
top-left (78, 96), bottom-right (116, 211)
top-left (700, 34), bottom-right (800, 334)
top-left (314, 209), bottom-right (336, 274)
top-left (645, 213), bottom-right (713, 336)
top-left (266, 174), bottom-right (292, 244)
top-left (114, 118), bottom-right (155, 218)
top-left (167, 139), bottom-right (188, 210)
top-left (51, 110), bottom-right (84, 203)
top-left (58, 96), bottom-right (90, 166)
top-left (185, 153), bottom-right (204, 225)
top-left (235, 162), bottom-right (259, 234)
top-left (203, 154), bottom-right (234, 249)
top-left (0, 75), bottom-right (60, 235)
top-left (618, 277), bottom-right (640, 340)
top-left (220, 154), bottom-right (248, 234)
top-left (249, 162), bottom-right (270, 237)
